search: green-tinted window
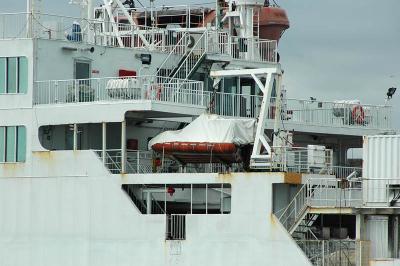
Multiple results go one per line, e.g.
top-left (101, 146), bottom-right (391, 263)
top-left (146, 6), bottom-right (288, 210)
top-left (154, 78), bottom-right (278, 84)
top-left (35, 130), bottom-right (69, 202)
top-left (18, 57), bottom-right (28, 93)
top-left (7, 57), bottom-right (17, 93)
top-left (0, 58), bottom-right (5, 94)
top-left (0, 57), bottom-right (28, 94)
top-left (6, 126), bottom-right (16, 162)
top-left (17, 126), bottom-right (26, 162)
top-left (0, 127), bottom-right (4, 162)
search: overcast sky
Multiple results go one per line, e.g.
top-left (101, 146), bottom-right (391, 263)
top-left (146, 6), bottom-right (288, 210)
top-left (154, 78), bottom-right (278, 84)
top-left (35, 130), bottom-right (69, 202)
top-left (2, 0), bottom-right (400, 128)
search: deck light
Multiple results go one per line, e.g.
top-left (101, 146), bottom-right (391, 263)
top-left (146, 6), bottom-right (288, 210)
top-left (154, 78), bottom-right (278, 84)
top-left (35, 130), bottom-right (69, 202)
top-left (140, 53), bottom-right (152, 65)
top-left (387, 87), bottom-right (397, 99)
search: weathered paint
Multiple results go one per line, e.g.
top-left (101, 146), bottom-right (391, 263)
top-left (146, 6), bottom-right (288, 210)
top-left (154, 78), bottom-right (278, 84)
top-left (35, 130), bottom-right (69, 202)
top-left (0, 151), bottom-right (311, 266)
top-left (284, 172), bottom-right (302, 184)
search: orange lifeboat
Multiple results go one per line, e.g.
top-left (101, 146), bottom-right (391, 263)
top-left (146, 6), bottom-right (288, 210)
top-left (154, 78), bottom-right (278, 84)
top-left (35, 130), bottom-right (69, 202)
top-left (201, 6), bottom-right (289, 42)
top-left (152, 142), bottom-right (237, 154)
top-left (152, 142), bottom-right (239, 164)
top-left (258, 7), bottom-right (290, 42)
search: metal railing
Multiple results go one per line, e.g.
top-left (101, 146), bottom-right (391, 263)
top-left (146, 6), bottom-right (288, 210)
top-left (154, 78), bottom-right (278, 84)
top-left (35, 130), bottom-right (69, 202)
top-left (296, 240), bottom-right (362, 266)
top-left (278, 183), bottom-right (308, 232)
top-left (275, 97), bottom-right (392, 130)
top-left (0, 12), bottom-right (192, 52)
top-left (331, 166), bottom-right (362, 179)
top-left (169, 31), bottom-right (207, 81)
top-left (205, 91), bottom-right (262, 118)
top-left (278, 178), bottom-right (363, 233)
top-left (307, 178), bottom-right (363, 208)
top-left (271, 146), bottom-right (333, 174)
top-left (112, 4), bottom-right (209, 29)
top-left (166, 214), bottom-right (186, 240)
top-left (34, 75), bottom-right (204, 106)
top-left (94, 149), bottom-right (243, 174)
top-left (206, 31), bottom-right (278, 63)
top-left (205, 93), bottom-right (391, 129)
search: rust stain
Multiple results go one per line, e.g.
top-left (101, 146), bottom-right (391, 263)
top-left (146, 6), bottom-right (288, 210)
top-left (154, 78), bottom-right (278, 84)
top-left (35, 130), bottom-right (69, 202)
top-left (284, 172), bottom-right (302, 184)
top-left (217, 173), bottom-right (234, 183)
top-left (32, 151), bottom-right (52, 160)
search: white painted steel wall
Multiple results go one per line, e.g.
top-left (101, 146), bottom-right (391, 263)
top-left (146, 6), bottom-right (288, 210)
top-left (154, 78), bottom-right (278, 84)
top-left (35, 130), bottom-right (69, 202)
top-left (363, 135), bottom-right (400, 206)
top-left (0, 151), bottom-right (311, 266)
top-left (366, 215), bottom-right (389, 259)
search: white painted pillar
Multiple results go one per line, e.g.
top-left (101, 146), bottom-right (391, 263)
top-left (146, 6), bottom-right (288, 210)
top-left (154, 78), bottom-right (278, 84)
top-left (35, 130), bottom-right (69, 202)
top-left (146, 192), bottom-right (152, 214)
top-left (356, 214), bottom-right (365, 266)
top-left (121, 120), bottom-right (126, 174)
top-left (393, 216), bottom-right (399, 258)
top-left (102, 122), bottom-right (107, 164)
top-left (73, 124), bottom-right (78, 151)
top-left (356, 214), bottom-right (364, 240)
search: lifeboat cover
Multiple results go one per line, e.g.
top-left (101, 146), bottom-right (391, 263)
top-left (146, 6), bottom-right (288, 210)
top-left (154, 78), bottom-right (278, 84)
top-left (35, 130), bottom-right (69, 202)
top-left (148, 114), bottom-right (256, 149)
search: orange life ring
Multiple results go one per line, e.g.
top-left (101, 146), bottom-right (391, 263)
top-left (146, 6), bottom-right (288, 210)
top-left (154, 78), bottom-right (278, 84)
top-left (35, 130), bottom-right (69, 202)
top-left (352, 105), bottom-right (365, 124)
top-left (146, 85), bottom-right (163, 100)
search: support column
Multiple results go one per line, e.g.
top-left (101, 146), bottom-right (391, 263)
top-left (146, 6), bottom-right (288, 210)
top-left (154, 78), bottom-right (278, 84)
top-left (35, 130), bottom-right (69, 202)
top-left (121, 120), bottom-right (126, 174)
top-left (393, 216), bottom-right (399, 258)
top-left (146, 192), bottom-right (152, 214)
top-left (73, 124), bottom-right (78, 151)
top-left (102, 122), bottom-right (107, 164)
top-left (356, 214), bottom-right (365, 266)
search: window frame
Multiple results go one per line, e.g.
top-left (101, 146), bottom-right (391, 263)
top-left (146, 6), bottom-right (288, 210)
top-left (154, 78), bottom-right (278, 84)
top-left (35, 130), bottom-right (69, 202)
top-left (0, 125), bottom-right (27, 163)
top-left (0, 56), bottom-right (28, 95)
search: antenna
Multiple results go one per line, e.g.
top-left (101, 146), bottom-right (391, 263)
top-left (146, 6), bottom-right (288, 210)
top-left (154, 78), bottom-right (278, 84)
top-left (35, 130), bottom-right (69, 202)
top-left (27, 0), bottom-right (42, 13)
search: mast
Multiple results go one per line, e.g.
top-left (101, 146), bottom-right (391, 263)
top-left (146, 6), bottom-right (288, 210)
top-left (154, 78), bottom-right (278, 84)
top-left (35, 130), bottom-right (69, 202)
top-left (26, 0), bottom-right (33, 38)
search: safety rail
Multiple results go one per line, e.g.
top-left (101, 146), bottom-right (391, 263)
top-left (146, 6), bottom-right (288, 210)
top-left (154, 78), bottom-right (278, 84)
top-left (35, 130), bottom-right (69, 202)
top-left (204, 91), bottom-right (262, 118)
top-left (166, 214), bottom-right (186, 240)
top-left (274, 97), bottom-right (392, 130)
top-left (271, 146), bottom-right (333, 174)
top-left (332, 166), bottom-right (362, 179)
top-left (278, 178), bottom-right (363, 232)
top-left (112, 4), bottom-right (210, 29)
top-left (207, 31), bottom-right (278, 63)
top-left (278, 182), bottom-right (308, 232)
top-left (296, 240), bottom-right (364, 266)
top-left (307, 178), bottom-right (363, 208)
top-left (94, 149), bottom-right (243, 174)
top-left (205, 92), bottom-right (392, 129)
top-left (33, 75), bottom-right (204, 106)
top-left (155, 32), bottom-right (189, 77)
top-left (169, 31), bottom-right (207, 81)
top-left (0, 12), bottom-right (191, 53)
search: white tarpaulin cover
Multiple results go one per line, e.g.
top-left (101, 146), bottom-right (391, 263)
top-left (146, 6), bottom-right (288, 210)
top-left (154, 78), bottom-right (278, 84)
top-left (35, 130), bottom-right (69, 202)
top-left (149, 114), bottom-right (256, 149)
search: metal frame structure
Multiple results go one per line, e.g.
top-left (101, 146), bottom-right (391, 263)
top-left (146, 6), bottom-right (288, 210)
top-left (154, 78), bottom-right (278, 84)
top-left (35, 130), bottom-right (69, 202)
top-left (210, 67), bottom-right (282, 169)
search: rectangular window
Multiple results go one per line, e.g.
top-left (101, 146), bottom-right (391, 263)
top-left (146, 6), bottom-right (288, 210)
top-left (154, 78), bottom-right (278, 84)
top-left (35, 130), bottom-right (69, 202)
top-left (0, 58), bottom-right (6, 94)
top-left (0, 57), bottom-right (28, 94)
top-left (7, 57), bottom-right (18, 93)
top-left (6, 126), bottom-right (16, 162)
top-left (18, 57), bottom-right (28, 93)
top-left (0, 127), bottom-right (4, 162)
top-left (0, 126), bottom-right (26, 163)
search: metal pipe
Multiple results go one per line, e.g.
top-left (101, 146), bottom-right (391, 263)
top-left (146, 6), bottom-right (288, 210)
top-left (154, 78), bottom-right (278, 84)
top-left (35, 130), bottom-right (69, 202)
top-left (102, 122), bottom-right (106, 164)
top-left (73, 124), bottom-right (78, 151)
top-left (121, 120), bottom-right (126, 173)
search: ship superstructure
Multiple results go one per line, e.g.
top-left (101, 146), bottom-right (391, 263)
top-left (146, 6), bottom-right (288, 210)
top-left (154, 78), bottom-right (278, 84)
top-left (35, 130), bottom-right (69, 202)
top-left (0, 0), bottom-right (398, 265)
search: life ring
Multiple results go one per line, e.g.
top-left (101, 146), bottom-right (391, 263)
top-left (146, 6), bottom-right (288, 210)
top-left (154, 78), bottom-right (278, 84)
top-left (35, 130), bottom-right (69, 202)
top-left (187, 35), bottom-right (195, 48)
top-left (146, 84), bottom-right (163, 100)
top-left (351, 105), bottom-right (365, 124)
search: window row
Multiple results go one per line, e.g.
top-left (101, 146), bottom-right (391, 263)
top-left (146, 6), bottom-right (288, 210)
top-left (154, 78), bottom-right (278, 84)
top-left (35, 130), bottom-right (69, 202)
top-left (0, 126), bottom-right (26, 163)
top-left (0, 57), bottom-right (28, 94)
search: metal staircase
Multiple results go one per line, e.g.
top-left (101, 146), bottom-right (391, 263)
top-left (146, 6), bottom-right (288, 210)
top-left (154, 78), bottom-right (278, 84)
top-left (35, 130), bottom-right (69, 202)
top-left (168, 31), bottom-right (207, 81)
top-left (278, 171), bottom-right (361, 265)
